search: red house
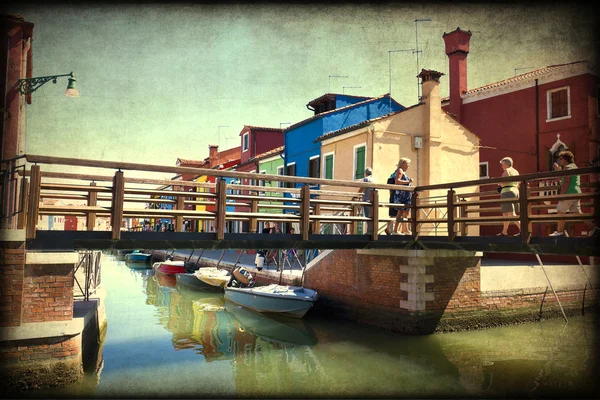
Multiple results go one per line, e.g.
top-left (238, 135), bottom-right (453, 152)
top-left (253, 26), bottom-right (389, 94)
top-left (234, 126), bottom-right (284, 232)
top-left (174, 145), bottom-right (241, 232)
top-left (441, 27), bottom-right (599, 241)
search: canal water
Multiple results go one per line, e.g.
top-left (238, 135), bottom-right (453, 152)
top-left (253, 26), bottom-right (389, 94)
top-left (32, 254), bottom-right (598, 398)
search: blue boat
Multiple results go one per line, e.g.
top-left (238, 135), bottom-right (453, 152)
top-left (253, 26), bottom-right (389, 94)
top-left (125, 250), bottom-right (152, 263)
top-left (224, 283), bottom-right (318, 318)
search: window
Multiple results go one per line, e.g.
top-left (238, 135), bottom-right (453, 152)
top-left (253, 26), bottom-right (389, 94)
top-left (259, 170), bottom-right (266, 195)
top-left (479, 162), bottom-right (489, 178)
top-left (308, 156), bottom-right (320, 178)
top-left (242, 132), bottom-right (249, 152)
top-left (277, 166), bottom-right (284, 188)
top-left (285, 163), bottom-right (296, 189)
top-left (546, 86), bottom-right (571, 121)
top-left (323, 152), bottom-right (334, 179)
top-left (353, 144), bottom-right (366, 179)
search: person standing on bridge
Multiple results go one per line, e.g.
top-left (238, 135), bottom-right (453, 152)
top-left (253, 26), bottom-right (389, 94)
top-left (497, 157), bottom-right (521, 236)
top-left (550, 151), bottom-right (598, 237)
top-left (385, 158), bottom-right (413, 235)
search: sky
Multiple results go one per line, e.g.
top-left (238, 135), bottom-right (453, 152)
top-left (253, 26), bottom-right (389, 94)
top-left (7, 1), bottom-right (599, 181)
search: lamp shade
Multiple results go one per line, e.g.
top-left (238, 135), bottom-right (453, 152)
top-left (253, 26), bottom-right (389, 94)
top-left (65, 77), bottom-right (79, 97)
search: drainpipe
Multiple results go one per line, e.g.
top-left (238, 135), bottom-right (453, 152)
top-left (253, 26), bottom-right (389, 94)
top-left (535, 79), bottom-right (540, 172)
top-left (535, 78), bottom-right (541, 237)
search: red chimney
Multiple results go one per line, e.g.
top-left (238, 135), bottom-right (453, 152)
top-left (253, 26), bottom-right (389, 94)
top-left (443, 27), bottom-right (472, 122)
top-left (208, 145), bottom-right (219, 168)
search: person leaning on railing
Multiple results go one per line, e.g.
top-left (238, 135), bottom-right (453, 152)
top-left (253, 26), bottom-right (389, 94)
top-left (497, 157), bottom-right (522, 236)
top-left (550, 150), bottom-right (598, 237)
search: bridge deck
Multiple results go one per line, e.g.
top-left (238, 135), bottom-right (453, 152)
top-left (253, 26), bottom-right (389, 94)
top-left (26, 230), bottom-right (599, 256)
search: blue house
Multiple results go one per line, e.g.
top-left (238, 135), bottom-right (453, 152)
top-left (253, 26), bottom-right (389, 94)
top-left (283, 93), bottom-right (404, 194)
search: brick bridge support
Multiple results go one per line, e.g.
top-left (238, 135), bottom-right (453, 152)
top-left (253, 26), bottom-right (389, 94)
top-left (0, 230), bottom-right (105, 392)
top-left (304, 249), bottom-right (597, 334)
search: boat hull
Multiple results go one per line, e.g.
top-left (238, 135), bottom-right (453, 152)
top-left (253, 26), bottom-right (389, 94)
top-left (125, 260), bottom-right (151, 270)
top-left (153, 261), bottom-right (186, 276)
top-left (224, 285), bottom-right (317, 318)
top-left (125, 253), bottom-right (152, 263)
top-left (176, 273), bottom-right (222, 292)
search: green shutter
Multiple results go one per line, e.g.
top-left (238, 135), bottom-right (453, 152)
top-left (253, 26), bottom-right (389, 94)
top-left (355, 146), bottom-right (365, 179)
top-left (325, 155), bottom-right (333, 179)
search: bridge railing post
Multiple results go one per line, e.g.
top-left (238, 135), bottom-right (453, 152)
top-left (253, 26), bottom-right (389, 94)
top-left (175, 190), bottom-right (184, 232)
top-left (519, 179), bottom-right (530, 243)
top-left (250, 193), bottom-right (258, 233)
top-left (26, 165), bottom-right (41, 239)
top-left (87, 182), bottom-right (97, 231)
top-left (300, 185), bottom-right (310, 241)
top-left (313, 203), bottom-right (321, 235)
top-left (216, 178), bottom-right (227, 240)
top-left (447, 189), bottom-right (456, 242)
top-left (410, 191), bottom-right (419, 239)
top-left (458, 196), bottom-right (467, 236)
top-left (17, 177), bottom-right (29, 230)
top-left (111, 170), bottom-right (125, 240)
top-left (371, 189), bottom-right (379, 240)
top-left (351, 203), bottom-right (359, 235)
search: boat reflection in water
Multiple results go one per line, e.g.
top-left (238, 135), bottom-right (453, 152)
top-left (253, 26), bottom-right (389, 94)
top-left (224, 300), bottom-right (317, 346)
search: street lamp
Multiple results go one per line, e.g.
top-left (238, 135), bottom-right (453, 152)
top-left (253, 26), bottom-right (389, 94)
top-left (17, 71), bottom-right (79, 97)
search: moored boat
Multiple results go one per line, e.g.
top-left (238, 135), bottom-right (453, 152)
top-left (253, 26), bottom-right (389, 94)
top-left (176, 271), bottom-right (225, 292)
top-left (224, 282), bottom-right (318, 318)
top-left (193, 267), bottom-right (231, 289)
top-left (116, 249), bottom-right (134, 260)
top-left (125, 250), bottom-right (152, 263)
top-left (153, 259), bottom-right (186, 276)
top-left (125, 260), bottom-right (151, 270)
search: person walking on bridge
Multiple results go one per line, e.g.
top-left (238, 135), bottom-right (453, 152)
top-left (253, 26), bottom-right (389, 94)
top-left (550, 150), bottom-right (598, 237)
top-left (497, 157), bottom-right (521, 236)
top-left (386, 158), bottom-right (413, 235)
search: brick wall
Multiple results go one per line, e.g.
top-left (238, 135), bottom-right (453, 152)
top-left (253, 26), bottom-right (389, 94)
top-left (21, 264), bottom-right (74, 323)
top-left (304, 249), bottom-right (595, 334)
top-left (0, 241), bottom-right (25, 327)
top-left (0, 335), bottom-right (83, 391)
top-left (0, 335), bottom-right (80, 364)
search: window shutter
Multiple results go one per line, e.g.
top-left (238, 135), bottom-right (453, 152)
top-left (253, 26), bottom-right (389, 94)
top-left (355, 146), bottom-right (365, 179)
top-left (325, 155), bottom-right (333, 179)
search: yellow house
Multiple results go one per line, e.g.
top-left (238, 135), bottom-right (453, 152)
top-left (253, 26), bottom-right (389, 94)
top-left (316, 69), bottom-right (480, 236)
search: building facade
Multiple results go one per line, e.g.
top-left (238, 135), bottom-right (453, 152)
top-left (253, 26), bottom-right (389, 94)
top-left (316, 70), bottom-right (480, 235)
top-left (441, 27), bottom-right (599, 238)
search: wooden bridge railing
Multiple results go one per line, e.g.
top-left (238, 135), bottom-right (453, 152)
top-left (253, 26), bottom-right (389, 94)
top-left (2, 154), bottom-right (598, 246)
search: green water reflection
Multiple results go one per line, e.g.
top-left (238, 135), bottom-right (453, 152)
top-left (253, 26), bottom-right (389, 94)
top-left (32, 255), bottom-right (598, 398)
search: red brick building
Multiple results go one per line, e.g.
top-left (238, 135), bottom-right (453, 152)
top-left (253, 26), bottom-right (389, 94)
top-left (173, 145), bottom-right (241, 232)
top-left (441, 27), bottom-right (599, 240)
top-left (234, 126), bottom-right (284, 232)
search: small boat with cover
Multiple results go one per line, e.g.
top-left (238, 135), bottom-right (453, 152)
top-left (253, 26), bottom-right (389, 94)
top-left (224, 267), bottom-right (318, 318)
top-left (176, 267), bottom-right (229, 292)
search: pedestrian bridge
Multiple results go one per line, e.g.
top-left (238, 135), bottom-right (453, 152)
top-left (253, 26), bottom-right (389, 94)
top-left (2, 154), bottom-right (599, 256)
